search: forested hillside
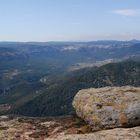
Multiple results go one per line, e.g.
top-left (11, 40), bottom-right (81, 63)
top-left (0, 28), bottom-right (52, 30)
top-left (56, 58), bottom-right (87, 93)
top-left (0, 41), bottom-right (140, 116)
top-left (10, 60), bottom-right (140, 116)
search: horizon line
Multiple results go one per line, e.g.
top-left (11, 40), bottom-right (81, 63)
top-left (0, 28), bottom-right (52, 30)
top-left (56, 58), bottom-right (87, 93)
top-left (0, 39), bottom-right (139, 43)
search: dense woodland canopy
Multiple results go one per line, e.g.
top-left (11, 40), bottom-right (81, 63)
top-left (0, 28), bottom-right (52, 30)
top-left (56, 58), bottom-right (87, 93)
top-left (7, 60), bottom-right (140, 116)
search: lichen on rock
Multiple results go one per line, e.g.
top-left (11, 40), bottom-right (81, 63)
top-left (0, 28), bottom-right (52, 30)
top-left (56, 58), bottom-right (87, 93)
top-left (73, 86), bottom-right (140, 130)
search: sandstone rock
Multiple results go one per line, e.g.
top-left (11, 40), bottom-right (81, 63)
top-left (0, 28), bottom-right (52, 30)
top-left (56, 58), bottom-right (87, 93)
top-left (46, 126), bottom-right (140, 140)
top-left (73, 86), bottom-right (140, 130)
top-left (0, 115), bottom-right (87, 140)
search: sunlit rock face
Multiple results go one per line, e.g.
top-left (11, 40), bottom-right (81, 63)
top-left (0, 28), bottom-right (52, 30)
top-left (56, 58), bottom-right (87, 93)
top-left (46, 126), bottom-right (140, 140)
top-left (73, 86), bottom-right (140, 131)
top-left (0, 115), bottom-right (140, 140)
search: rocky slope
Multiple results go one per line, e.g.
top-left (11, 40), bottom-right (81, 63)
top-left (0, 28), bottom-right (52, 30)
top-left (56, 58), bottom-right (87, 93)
top-left (47, 126), bottom-right (140, 140)
top-left (0, 116), bottom-right (140, 140)
top-left (0, 115), bottom-right (89, 140)
top-left (0, 86), bottom-right (140, 140)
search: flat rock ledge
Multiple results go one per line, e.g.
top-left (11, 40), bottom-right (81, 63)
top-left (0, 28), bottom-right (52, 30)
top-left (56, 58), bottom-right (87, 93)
top-left (73, 86), bottom-right (140, 131)
top-left (46, 126), bottom-right (140, 140)
top-left (0, 115), bottom-right (139, 140)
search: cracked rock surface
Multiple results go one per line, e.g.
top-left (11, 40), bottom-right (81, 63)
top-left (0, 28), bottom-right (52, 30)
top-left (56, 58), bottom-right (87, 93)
top-left (0, 115), bottom-right (140, 140)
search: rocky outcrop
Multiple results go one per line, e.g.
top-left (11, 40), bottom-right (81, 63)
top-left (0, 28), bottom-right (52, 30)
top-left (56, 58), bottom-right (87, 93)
top-left (1, 115), bottom-right (139, 140)
top-left (47, 126), bottom-right (140, 140)
top-left (0, 115), bottom-right (88, 140)
top-left (0, 86), bottom-right (140, 140)
top-left (73, 86), bottom-right (140, 131)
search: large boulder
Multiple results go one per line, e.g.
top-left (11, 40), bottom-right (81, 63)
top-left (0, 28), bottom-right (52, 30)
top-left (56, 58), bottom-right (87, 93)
top-left (73, 86), bottom-right (140, 130)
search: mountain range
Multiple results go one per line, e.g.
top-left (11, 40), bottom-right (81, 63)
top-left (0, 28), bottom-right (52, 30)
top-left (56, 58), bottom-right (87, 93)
top-left (0, 40), bottom-right (140, 116)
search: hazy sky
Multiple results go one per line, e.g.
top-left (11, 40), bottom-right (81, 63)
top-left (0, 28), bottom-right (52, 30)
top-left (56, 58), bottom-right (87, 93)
top-left (0, 0), bottom-right (140, 41)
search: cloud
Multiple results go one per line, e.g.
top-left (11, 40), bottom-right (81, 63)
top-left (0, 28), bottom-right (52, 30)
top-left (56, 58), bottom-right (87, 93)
top-left (113, 9), bottom-right (140, 16)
